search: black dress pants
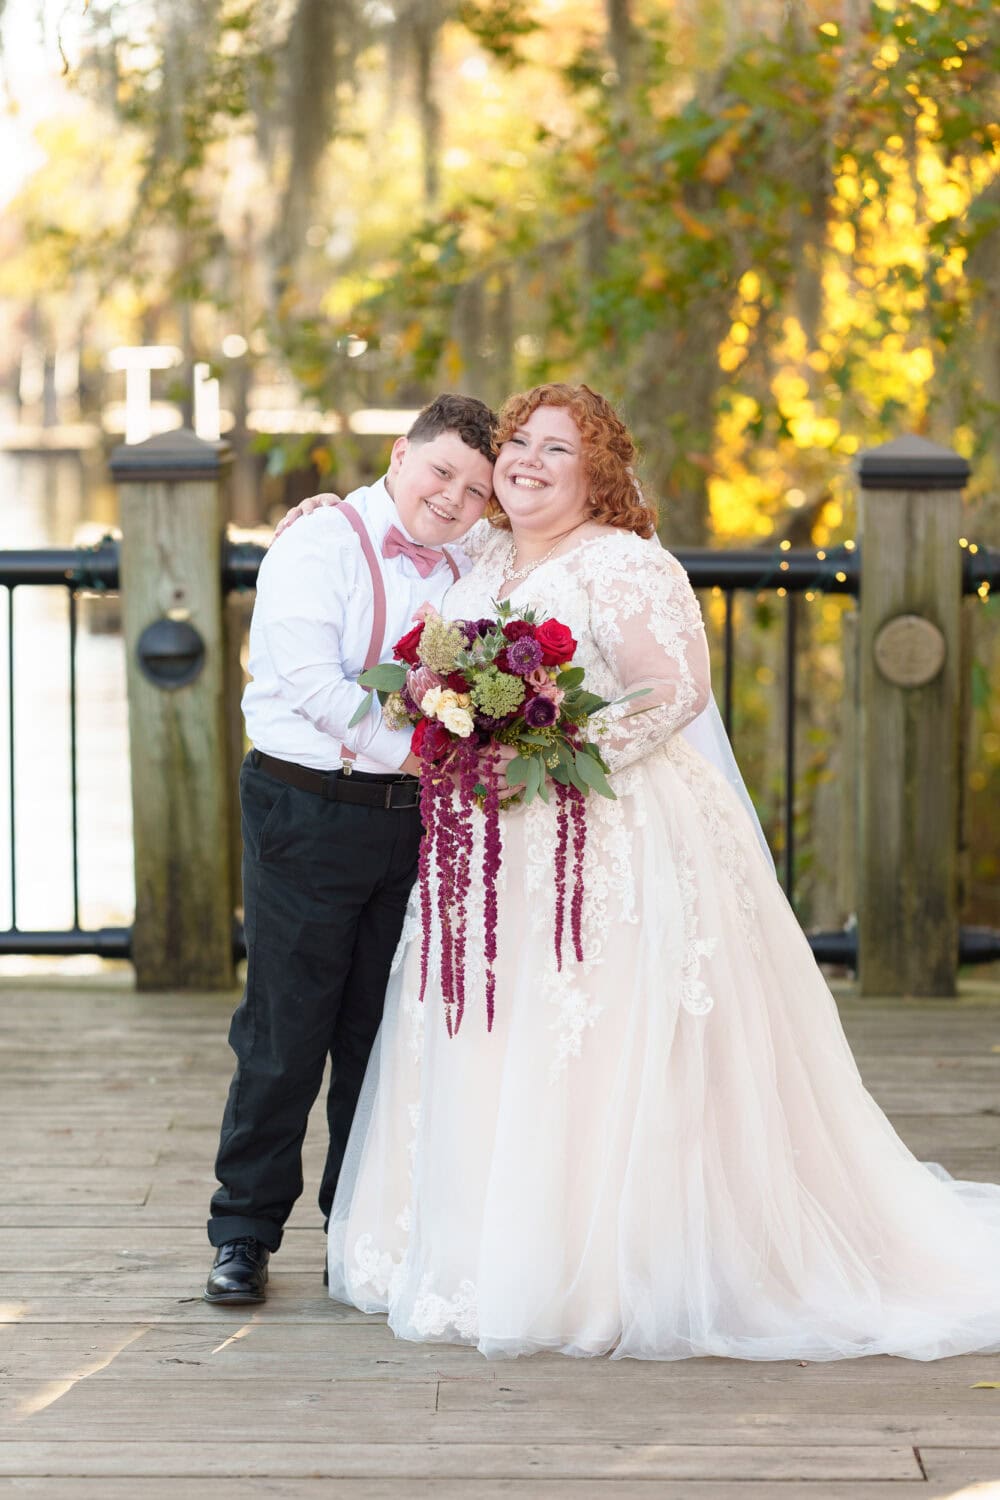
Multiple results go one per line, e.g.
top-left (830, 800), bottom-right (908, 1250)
top-left (208, 753), bottom-right (422, 1251)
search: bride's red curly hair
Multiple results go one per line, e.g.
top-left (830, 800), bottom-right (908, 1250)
top-left (488, 383), bottom-right (658, 539)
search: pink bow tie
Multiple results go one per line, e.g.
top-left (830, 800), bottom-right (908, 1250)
top-left (382, 525), bottom-right (446, 579)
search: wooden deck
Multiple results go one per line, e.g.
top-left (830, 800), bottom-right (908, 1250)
top-left (2, 975), bottom-right (1000, 1499)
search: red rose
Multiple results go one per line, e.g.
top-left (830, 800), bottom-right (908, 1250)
top-left (535, 618), bottom-right (577, 665)
top-left (393, 622), bottom-right (425, 665)
top-left (410, 718), bottom-right (429, 757)
top-left (502, 619), bottom-right (537, 643)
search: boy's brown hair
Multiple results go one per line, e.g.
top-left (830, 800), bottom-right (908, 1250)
top-left (407, 393), bottom-right (497, 463)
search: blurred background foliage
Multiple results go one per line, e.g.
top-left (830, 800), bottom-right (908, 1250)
top-left (2, 0), bottom-right (1000, 928)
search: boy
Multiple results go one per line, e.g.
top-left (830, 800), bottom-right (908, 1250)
top-left (204, 394), bottom-right (496, 1303)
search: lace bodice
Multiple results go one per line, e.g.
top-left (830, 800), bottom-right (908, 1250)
top-left (443, 525), bottom-right (712, 774)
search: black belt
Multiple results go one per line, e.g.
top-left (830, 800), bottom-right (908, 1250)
top-left (251, 751), bottom-right (421, 810)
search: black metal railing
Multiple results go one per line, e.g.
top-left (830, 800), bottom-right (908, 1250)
top-left (0, 539), bottom-right (129, 959)
top-left (3, 535), bottom-right (1000, 970)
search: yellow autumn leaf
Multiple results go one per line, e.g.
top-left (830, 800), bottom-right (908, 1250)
top-left (674, 203), bottom-right (714, 242)
top-left (970, 1381), bottom-right (1000, 1389)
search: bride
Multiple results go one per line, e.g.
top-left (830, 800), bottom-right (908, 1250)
top-left (300, 382), bottom-right (1000, 1361)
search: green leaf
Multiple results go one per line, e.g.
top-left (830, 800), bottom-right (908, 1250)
top-left (359, 663), bottom-right (408, 692)
top-left (523, 754), bottom-right (544, 802)
top-left (505, 756), bottom-right (533, 789)
top-left (565, 689), bottom-right (607, 717)
top-left (575, 749), bottom-right (616, 799)
top-left (348, 691), bottom-right (374, 728)
top-left (556, 666), bottom-right (585, 689)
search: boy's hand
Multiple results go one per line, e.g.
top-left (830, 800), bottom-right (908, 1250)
top-left (273, 492), bottom-right (343, 539)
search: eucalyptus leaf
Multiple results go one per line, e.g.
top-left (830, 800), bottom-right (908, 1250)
top-left (348, 691), bottom-right (374, 728)
top-left (358, 663), bottom-right (408, 692)
top-left (505, 756), bottom-right (532, 788)
top-left (575, 749), bottom-right (616, 799)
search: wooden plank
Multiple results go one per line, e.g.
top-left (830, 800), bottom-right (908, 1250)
top-left (0, 1482), bottom-right (943, 1500)
top-left (0, 1229), bottom-right (326, 1272)
top-left (0, 1440), bottom-right (923, 1480)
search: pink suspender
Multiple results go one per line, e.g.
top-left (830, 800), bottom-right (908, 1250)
top-left (339, 504), bottom-right (387, 674)
top-left (337, 502), bottom-right (459, 767)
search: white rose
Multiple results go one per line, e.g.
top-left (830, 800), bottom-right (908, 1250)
top-left (440, 705), bottom-right (475, 738)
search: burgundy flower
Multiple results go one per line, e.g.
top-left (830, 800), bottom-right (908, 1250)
top-left (524, 695), bottom-right (557, 728)
top-left (462, 617), bottom-right (496, 646)
top-left (421, 721), bottom-right (453, 761)
top-left (502, 619), bottom-right (537, 643)
top-left (505, 635), bottom-right (544, 676)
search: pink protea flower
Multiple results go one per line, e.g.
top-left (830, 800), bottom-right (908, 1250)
top-left (406, 663), bottom-right (444, 705)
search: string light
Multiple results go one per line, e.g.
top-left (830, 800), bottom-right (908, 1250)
top-left (817, 550), bottom-right (827, 560)
top-left (835, 570), bottom-right (847, 582)
top-left (843, 539), bottom-right (856, 552)
top-left (978, 581), bottom-right (990, 600)
top-left (779, 539), bottom-right (791, 552)
top-left (777, 587), bottom-right (787, 597)
top-left (780, 560), bottom-right (790, 571)
top-left (960, 537), bottom-right (969, 548)
top-left (969, 543), bottom-right (979, 555)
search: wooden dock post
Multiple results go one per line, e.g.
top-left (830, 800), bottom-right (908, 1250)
top-left (111, 429), bottom-right (236, 990)
top-left (856, 435), bottom-right (969, 997)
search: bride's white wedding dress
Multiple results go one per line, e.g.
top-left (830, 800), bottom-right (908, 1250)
top-left (327, 524), bottom-right (1000, 1361)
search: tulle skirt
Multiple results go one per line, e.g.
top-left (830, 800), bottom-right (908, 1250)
top-left (327, 738), bottom-right (1000, 1360)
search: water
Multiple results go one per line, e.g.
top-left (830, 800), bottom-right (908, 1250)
top-left (0, 448), bottom-right (134, 966)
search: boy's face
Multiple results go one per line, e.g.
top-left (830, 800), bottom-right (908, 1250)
top-left (386, 431), bottom-right (494, 545)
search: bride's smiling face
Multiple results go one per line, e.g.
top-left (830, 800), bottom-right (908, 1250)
top-left (493, 407), bottom-right (590, 535)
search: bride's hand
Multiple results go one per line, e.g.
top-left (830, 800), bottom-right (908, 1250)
top-left (490, 743), bottom-right (522, 801)
top-left (273, 492), bottom-right (343, 539)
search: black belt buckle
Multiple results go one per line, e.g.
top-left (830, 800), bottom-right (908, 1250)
top-left (386, 780), bottom-right (420, 810)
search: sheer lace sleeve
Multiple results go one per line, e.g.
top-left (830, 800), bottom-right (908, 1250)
top-left (458, 518), bottom-right (498, 562)
top-left (585, 538), bottom-right (711, 775)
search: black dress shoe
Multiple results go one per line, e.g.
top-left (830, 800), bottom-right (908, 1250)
top-left (203, 1236), bottom-right (270, 1304)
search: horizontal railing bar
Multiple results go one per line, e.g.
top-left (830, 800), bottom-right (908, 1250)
top-left (0, 539), bottom-right (995, 600)
top-left (677, 547), bottom-right (860, 594)
top-left (962, 546), bottom-right (1000, 594)
top-left (0, 540), bottom-right (120, 589)
top-left (1, 924), bottom-right (997, 969)
top-left (0, 927), bottom-right (132, 958)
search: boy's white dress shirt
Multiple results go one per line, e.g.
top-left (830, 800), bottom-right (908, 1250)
top-left (243, 477), bottom-right (479, 774)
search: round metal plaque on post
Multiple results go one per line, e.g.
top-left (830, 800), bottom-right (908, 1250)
top-left (873, 613), bottom-right (946, 688)
top-left (136, 617), bottom-right (206, 688)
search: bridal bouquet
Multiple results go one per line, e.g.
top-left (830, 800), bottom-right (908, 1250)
top-left (353, 603), bottom-right (639, 1035)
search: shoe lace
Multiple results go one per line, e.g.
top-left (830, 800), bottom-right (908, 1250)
top-left (220, 1235), bottom-right (266, 1264)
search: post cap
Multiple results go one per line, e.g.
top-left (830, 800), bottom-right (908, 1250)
top-left (110, 428), bottom-right (232, 483)
top-left (856, 434), bottom-right (970, 491)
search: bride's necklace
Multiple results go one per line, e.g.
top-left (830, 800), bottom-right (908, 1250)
top-left (501, 523), bottom-right (589, 585)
